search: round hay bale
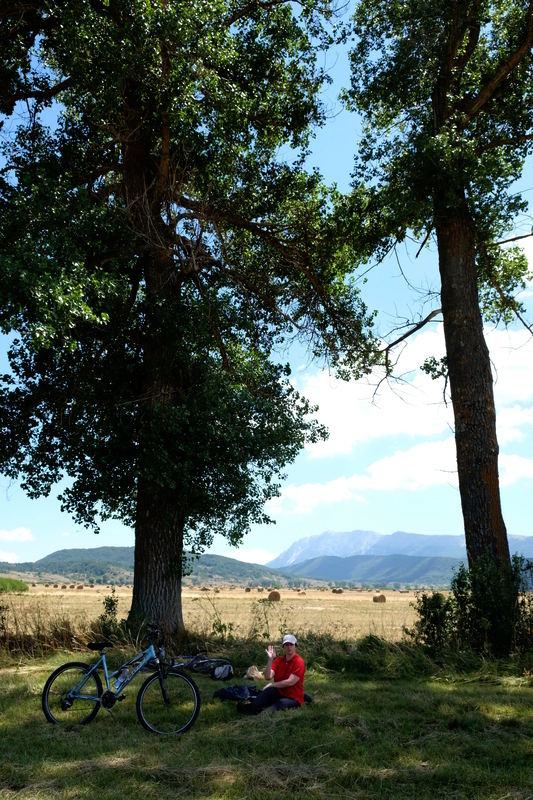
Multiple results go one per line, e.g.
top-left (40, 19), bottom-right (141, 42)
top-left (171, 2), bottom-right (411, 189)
top-left (245, 587), bottom-right (251, 593)
top-left (373, 594), bottom-right (386, 603)
top-left (76, 584), bottom-right (84, 590)
top-left (268, 590), bottom-right (281, 601)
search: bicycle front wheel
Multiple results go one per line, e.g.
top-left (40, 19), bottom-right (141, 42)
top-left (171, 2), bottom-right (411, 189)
top-left (42, 662), bottom-right (102, 726)
top-left (136, 670), bottom-right (200, 735)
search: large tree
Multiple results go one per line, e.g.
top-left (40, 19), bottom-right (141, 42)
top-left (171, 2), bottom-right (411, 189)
top-left (0, 1), bottom-right (375, 633)
top-left (347, 0), bottom-right (533, 574)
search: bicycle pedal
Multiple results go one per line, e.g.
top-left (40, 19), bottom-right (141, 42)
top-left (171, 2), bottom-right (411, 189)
top-left (117, 694), bottom-right (126, 702)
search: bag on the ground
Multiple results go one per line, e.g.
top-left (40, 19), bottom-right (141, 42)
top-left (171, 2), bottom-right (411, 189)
top-left (213, 684), bottom-right (261, 701)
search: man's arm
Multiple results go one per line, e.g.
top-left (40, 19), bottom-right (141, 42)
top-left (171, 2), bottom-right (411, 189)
top-left (263, 644), bottom-right (276, 680)
top-left (267, 673), bottom-right (299, 689)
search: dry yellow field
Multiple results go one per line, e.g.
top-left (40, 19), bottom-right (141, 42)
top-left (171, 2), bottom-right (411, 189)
top-left (3, 584), bottom-right (419, 642)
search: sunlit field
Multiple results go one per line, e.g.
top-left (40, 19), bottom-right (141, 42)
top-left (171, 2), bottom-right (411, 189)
top-left (2, 584), bottom-right (418, 643)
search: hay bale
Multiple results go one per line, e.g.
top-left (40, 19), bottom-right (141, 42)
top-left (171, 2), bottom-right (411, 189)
top-left (373, 594), bottom-right (386, 603)
top-left (268, 590), bottom-right (281, 601)
top-left (245, 587), bottom-right (251, 593)
top-left (76, 584), bottom-right (84, 590)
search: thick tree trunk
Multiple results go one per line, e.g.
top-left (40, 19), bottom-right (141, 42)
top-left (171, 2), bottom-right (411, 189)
top-left (129, 479), bottom-right (186, 635)
top-left (127, 252), bottom-right (187, 635)
top-left (435, 200), bottom-right (510, 567)
top-left (120, 79), bottom-right (191, 635)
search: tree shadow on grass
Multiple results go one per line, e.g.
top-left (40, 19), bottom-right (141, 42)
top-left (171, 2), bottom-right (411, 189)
top-left (1, 669), bottom-right (533, 800)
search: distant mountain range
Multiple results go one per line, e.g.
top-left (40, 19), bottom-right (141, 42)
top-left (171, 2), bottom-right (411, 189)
top-left (266, 529), bottom-right (533, 567)
top-left (2, 529), bottom-right (532, 588)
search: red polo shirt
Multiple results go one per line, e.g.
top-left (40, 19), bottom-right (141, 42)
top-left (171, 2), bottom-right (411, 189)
top-left (271, 653), bottom-right (305, 705)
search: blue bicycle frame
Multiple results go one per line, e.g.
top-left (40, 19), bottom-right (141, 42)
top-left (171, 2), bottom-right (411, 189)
top-left (67, 640), bottom-right (160, 704)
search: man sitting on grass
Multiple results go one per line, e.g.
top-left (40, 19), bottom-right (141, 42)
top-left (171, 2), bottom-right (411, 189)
top-left (237, 634), bottom-right (305, 715)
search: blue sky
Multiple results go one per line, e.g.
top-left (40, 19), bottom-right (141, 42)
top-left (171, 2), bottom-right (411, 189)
top-left (1, 36), bottom-right (533, 566)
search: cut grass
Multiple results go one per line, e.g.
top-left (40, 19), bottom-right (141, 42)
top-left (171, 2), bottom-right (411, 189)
top-left (1, 651), bottom-right (533, 800)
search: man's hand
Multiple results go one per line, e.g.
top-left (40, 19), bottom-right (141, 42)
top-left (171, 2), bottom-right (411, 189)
top-left (266, 644), bottom-right (276, 659)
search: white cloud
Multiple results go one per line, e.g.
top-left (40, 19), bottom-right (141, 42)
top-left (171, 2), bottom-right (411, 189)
top-left (294, 322), bottom-right (533, 461)
top-left (0, 527), bottom-right (33, 543)
top-left (211, 546), bottom-right (278, 565)
top-left (497, 405), bottom-right (533, 444)
top-left (272, 439), bottom-right (458, 515)
top-left (278, 319), bottom-right (533, 516)
top-left (0, 551), bottom-right (19, 563)
top-left (500, 454), bottom-right (533, 487)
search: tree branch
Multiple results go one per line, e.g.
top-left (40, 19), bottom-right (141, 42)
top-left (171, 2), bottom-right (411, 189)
top-left (462, 0), bottom-right (533, 121)
top-left (225, 0), bottom-right (290, 26)
top-left (380, 309), bottom-right (442, 374)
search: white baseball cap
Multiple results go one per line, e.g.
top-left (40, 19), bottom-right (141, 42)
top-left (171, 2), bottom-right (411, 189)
top-left (282, 634), bottom-right (297, 645)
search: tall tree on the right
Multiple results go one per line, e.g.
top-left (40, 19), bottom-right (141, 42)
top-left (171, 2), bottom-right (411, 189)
top-left (348, 0), bottom-right (533, 650)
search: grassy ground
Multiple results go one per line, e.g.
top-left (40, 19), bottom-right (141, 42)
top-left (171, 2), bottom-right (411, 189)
top-left (1, 648), bottom-right (533, 800)
top-left (1, 588), bottom-right (533, 799)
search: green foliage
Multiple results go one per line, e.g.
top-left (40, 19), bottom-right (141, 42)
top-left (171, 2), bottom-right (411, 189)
top-left (0, 2), bottom-right (377, 634)
top-left (0, 0), bottom-right (380, 626)
top-left (346, 0), bottom-right (533, 309)
top-left (97, 587), bottom-right (121, 638)
top-left (407, 554), bottom-right (533, 658)
top-left (0, 577), bottom-right (29, 593)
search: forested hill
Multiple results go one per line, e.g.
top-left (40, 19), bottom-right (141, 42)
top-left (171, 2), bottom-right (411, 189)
top-left (1, 546), bottom-right (465, 588)
top-left (282, 554), bottom-right (464, 586)
top-left (0, 547), bottom-right (287, 586)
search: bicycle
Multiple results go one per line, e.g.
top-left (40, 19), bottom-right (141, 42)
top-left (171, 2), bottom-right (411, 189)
top-left (41, 626), bottom-right (201, 735)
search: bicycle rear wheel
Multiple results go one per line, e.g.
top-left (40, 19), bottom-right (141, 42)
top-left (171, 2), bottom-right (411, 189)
top-left (136, 670), bottom-right (200, 735)
top-left (42, 662), bottom-right (102, 725)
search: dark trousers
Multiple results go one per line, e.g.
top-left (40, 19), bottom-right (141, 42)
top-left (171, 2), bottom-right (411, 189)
top-left (251, 685), bottom-right (300, 713)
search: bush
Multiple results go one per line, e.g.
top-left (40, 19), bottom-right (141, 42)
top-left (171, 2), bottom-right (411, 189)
top-left (0, 578), bottom-right (29, 593)
top-left (406, 554), bottom-right (533, 658)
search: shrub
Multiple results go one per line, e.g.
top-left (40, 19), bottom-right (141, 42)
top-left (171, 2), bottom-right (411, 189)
top-left (407, 554), bottom-right (533, 658)
top-left (0, 578), bottom-right (29, 593)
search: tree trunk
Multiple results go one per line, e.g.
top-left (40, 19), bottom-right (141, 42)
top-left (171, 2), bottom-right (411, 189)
top-left (129, 478), bottom-right (186, 635)
top-left (126, 252), bottom-right (187, 636)
top-left (435, 199), bottom-right (510, 567)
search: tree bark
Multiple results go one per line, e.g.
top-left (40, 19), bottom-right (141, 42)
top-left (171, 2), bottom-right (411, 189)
top-left (435, 197), bottom-right (510, 567)
top-left (129, 478), bottom-right (186, 635)
top-left (126, 248), bottom-right (187, 635)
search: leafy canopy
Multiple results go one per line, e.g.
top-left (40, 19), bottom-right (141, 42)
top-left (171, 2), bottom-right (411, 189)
top-left (0, 1), bottom-right (376, 552)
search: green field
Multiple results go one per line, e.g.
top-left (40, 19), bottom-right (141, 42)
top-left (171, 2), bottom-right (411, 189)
top-left (1, 588), bottom-right (533, 799)
top-left (1, 644), bottom-right (533, 799)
